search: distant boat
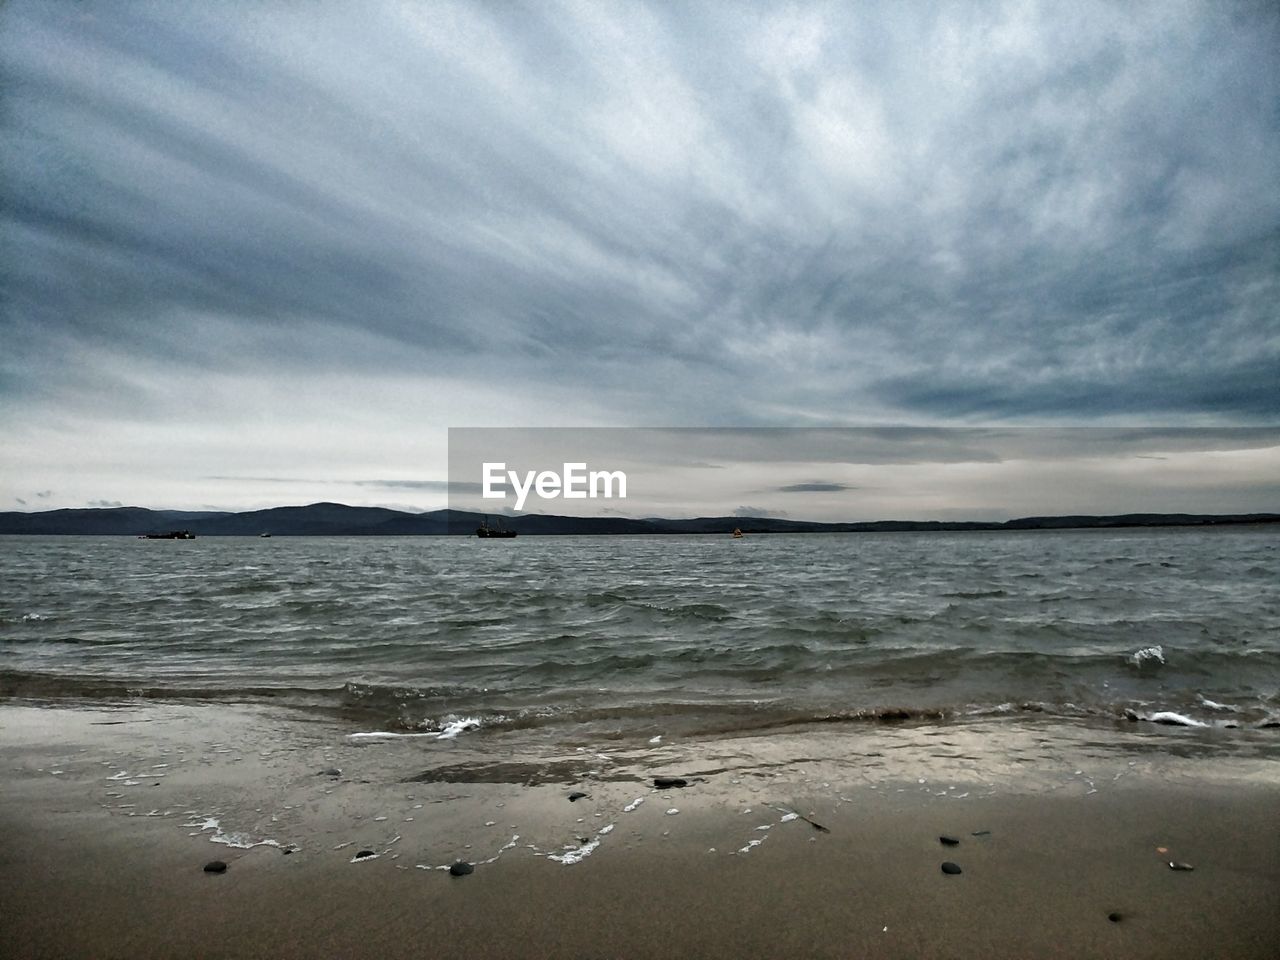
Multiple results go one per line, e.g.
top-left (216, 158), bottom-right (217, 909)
top-left (259, 532), bottom-right (272, 538)
top-left (476, 518), bottom-right (517, 539)
top-left (732, 528), bottom-right (744, 538)
top-left (140, 530), bottom-right (195, 540)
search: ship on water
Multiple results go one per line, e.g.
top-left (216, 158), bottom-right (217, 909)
top-left (475, 518), bottom-right (516, 538)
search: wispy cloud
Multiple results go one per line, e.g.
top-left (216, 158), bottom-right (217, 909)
top-left (1, 1), bottom-right (1276, 509)
top-left (777, 482), bottom-right (853, 493)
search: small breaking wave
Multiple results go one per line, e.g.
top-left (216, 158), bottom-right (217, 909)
top-left (1197, 694), bottom-right (1239, 712)
top-left (348, 715), bottom-right (486, 743)
top-left (1128, 645), bottom-right (1165, 668)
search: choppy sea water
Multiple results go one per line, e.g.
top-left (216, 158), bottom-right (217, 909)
top-left (2, 529), bottom-right (1278, 745)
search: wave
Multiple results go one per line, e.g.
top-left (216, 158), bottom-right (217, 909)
top-left (5, 667), bottom-right (1277, 737)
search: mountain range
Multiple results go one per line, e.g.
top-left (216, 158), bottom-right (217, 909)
top-left (1, 503), bottom-right (1277, 536)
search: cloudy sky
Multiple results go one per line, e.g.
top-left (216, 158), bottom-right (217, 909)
top-left (2, 1), bottom-right (1277, 515)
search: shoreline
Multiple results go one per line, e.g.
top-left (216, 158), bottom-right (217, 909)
top-left (3, 698), bottom-right (1278, 958)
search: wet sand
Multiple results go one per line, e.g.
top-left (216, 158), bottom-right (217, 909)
top-left (2, 699), bottom-right (1278, 959)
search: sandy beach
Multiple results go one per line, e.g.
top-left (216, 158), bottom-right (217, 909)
top-left (2, 698), bottom-right (1277, 959)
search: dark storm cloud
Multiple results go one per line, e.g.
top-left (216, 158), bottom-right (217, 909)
top-left (1, 0), bottom-right (1277, 432)
top-left (777, 482), bottom-right (852, 493)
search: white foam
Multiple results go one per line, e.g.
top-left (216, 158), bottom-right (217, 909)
top-left (1147, 711), bottom-right (1208, 727)
top-left (185, 815), bottom-right (282, 849)
top-left (548, 839), bottom-right (599, 864)
top-left (1197, 695), bottom-right (1237, 712)
top-left (665, 808), bottom-right (679, 815)
top-left (436, 717), bottom-right (482, 740)
top-left (648, 735), bottom-right (662, 744)
top-left (736, 838), bottom-right (765, 854)
top-left (1129, 645), bottom-right (1165, 667)
top-left (623, 797), bottom-right (645, 812)
top-left (780, 813), bottom-right (799, 823)
top-left (214, 833), bottom-right (281, 850)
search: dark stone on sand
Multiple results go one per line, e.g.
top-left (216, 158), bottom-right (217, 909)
top-left (940, 861), bottom-right (962, 875)
top-left (203, 860), bottom-right (227, 873)
top-left (940, 836), bottom-right (960, 846)
top-left (1108, 912), bottom-right (1123, 923)
top-left (354, 849), bottom-right (376, 860)
top-left (1168, 861), bottom-right (1195, 871)
top-left (449, 861), bottom-right (474, 876)
top-left (568, 791), bottom-right (589, 802)
top-left (653, 777), bottom-right (688, 789)
top-left (318, 767), bottom-right (341, 777)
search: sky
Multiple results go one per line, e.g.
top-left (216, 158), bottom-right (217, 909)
top-left (2, 1), bottom-right (1277, 516)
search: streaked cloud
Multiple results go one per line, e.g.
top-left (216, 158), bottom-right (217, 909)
top-left (777, 482), bottom-right (853, 493)
top-left (1, 1), bottom-right (1276, 510)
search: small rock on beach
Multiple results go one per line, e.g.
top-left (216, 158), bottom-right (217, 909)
top-left (653, 777), bottom-right (688, 789)
top-left (203, 860), bottom-right (227, 873)
top-left (940, 861), bottom-right (962, 875)
top-left (449, 861), bottom-right (474, 876)
top-left (939, 836), bottom-right (960, 846)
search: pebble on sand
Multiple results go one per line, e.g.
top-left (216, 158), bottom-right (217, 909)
top-left (1108, 912), bottom-right (1124, 923)
top-left (940, 861), bottom-right (962, 875)
top-left (1168, 861), bottom-right (1195, 871)
top-left (203, 860), bottom-right (227, 873)
top-left (653, 777), bottom-right (688, 789)
top-left (353, 849), bottom-right (376, 860)
top-left (568, 792), bottom-right (589, 802)
top-left (939, 836), bottom-right (960, 846)
top-left (449, 861), bottom-right (474, 877)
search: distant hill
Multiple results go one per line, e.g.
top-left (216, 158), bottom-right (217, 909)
top-left (0, 503), bottom-right (1277, 536)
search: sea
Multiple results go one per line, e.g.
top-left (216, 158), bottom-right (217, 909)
top-left (2, 528), bottom-right (1278, 750)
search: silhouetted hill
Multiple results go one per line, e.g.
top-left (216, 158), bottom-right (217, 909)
top-left (0, 503), bottom-right (1276, 536)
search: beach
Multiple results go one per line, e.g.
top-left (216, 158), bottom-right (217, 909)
top-left (3, 698), bottom-right (1277, 959)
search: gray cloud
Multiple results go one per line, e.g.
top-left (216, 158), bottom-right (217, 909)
top-left (205, 476), bottom-right (480, 494)
top-left (1, 1), bottom-right (1277, 510)
top-left (778, 482), bottom-right (853, 493)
